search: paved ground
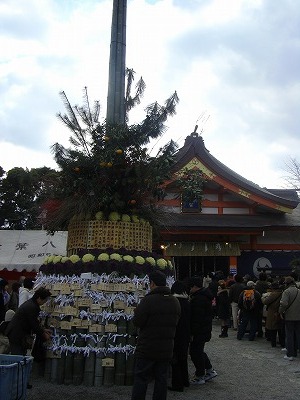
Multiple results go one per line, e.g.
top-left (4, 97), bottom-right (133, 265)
top-left (26, 321), bottom-right (300, 400)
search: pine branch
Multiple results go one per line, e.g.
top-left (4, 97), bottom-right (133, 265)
top-left (83, 86), bottom-right (93, 126)
top-left (58, 91), bottom-right (81, 130)
top-left (93, 101), bottom-right (100, 122)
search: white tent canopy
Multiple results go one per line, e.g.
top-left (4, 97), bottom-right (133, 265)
top-left (0, 230), bottom-right (68, 272)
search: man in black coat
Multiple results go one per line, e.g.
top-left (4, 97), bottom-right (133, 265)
top-left (131, 271), bottom-right (181, 400)
top-left (6, 287), bottom-right (52, 355)
top-left (168, 280), bottom-right (191, 392)
top-left (189, 276), bottom-right (217, 385)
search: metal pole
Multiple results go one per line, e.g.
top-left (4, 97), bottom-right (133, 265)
top-left (106, 0), bottom-right (127, 125)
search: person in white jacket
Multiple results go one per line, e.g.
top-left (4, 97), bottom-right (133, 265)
top-left (18, 278), bottom-right (34, 307)
top-left (279, 276), bottom-right (300, 361)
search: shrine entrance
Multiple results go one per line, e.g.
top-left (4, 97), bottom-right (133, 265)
top-left (174, 255), bottom-right (229, 280)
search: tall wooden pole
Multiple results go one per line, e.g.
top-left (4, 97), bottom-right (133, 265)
top-left (106, 0), bottom-right (127, 125)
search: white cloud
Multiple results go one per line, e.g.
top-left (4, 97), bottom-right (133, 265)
top-left (0, 0), bottom-right (300, 190)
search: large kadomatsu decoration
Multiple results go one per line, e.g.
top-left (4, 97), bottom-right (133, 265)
top-left (37, 220), bottom-right (175, 386)
top-left (37, 74), bottom-right (178, 385)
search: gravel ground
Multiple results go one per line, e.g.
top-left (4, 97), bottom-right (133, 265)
top-left (26, 321), bottom-right (300, 400)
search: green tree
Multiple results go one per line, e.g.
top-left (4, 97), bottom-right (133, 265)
top-left (0, 167), bottom-right (61, 229)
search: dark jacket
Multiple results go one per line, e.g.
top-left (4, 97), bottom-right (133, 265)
top-left (217, 289), bottom-right (230, 320)
top-left (133, 286), bottom-right (181, 361)
top-left (5, 297), bottom-right (45, 344)
top-left (173, 295), bottom-right (190, 358)
top-left (238, 289), bottom-right (262, 315)
top-left (7, 291), bottom-right (19, 312)
top-left (190, 287), bottom-right (214, 342)
top-left (228, 282), bottom-right (245, 303)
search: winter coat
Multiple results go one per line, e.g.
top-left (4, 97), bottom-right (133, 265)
top-left (5, 297), bottom-right (45, 346)
top-left (208, 281), bottom-right (219, 298)
top-left (279, 285), bottom-right (300, 320)
top-left (133, 286), bottom-right (181, 361)
top-left (262, 290), bottom-right (282, 330)
top-left (7, 291), bottom-right (19, 312)
top-left (190, 287), bottom-right (214, 342)
top-left (228, 282), bottom-right (246, 303)
top-left (173, 295), bottom-right (190, 358)
top-left (238, 289), bottom-right (262, 316)
top-left (217, 289), bottom-right (231, 320)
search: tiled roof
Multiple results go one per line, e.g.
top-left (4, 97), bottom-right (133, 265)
top-left (159, 204), bottom-right (300, 230)
top-left (172, 135), bottom-right (299, 210)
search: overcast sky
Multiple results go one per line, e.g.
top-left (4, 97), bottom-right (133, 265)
top-left (1, 0), bottom-right (300, 189)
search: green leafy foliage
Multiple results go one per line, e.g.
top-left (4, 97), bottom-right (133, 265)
top-left (44, 75), bottom-right (179, 231)
top-left (175, 168), bottom-right (206, 211)
top-left (0, 167), bottom-right (60, 229)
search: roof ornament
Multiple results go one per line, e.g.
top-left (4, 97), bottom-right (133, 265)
top-left (191, 124), bottom-right (199, 137)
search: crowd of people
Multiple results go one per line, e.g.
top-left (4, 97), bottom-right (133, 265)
top-left (1, 270), bottom-right (300, 400)
top-left (215, 271), bottom-right (300, 360)
top-left (131, 270), bottom-right (300, 400)
top-left (131, 271), bottom-right (217, 400)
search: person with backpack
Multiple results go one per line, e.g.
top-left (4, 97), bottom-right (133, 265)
top-left (237, 281), bottom-right (262, 341)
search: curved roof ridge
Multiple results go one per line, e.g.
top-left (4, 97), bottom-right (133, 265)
top-left (173, 135), bottom-right (299, 209)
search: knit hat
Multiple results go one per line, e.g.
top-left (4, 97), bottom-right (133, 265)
top-left (171, 281), bottom-right (188, 295)
top-left (148, 271), bottom-right (166, 287)
top-left (5, 309), bottom-right (15, 322)
top-left (247, 280), bottom-right (255, 288)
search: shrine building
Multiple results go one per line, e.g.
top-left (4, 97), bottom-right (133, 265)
top-left (157, 131), bottom-right (300, 279)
